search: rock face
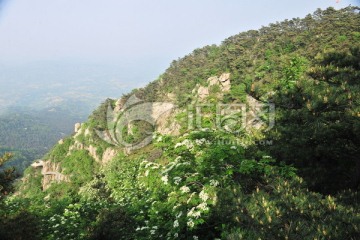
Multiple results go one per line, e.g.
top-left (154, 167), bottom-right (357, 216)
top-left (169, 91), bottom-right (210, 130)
top-left (156, 108), bottom-right (181, 136)
top-left (195, 73), bottom-right (231, 100)
top-left (219, 73), bottom-right (231, 92)
top-left (102, 147), bottom-right (118, 164)
top-left (207, 76), bottom-right (219, 86)
top-left (87, 145), bottom-right (100, 162)
top-left (74, 123), bottom-right (81, 133)
top-left (69, 139), bottom-right (119, 164)
top-left (114, 98), bottom-right (126, 112)
top-left (197, 86), bottom-right (210, 99)
top-left (31, 160), bottom-right (44, 168)
top-left (74, 123), bottom-right (83, 138)
top-left (31, 160), bottom-right (69, 190)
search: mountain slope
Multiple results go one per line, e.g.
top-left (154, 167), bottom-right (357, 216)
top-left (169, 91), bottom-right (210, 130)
top-left (1, 6), bottom-right (359, 240)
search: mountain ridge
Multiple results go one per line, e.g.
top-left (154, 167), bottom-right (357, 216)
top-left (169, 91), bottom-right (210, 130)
top-left (1, 6), bottom-right (359, 240)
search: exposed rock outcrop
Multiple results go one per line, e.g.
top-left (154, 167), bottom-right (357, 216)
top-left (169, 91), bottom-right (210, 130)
top-left (85, 128), bottom-right (90, 136)
top-left (197, 86), bottom-right (210, 100)
top-left (74, 123), bottom-right (83, 138)
top-left (207, 76), bottom-right (219, 86)
top-left (114, 98), bottom-right (126, 112)
top-left (31, 160), bottom-right (44, 168)
top-left (31, 160), bottom-right (69, 190)
top-left (69, 140), bottom-right (118, 164)
top-left (87, 145), bottom-right (100, 162)
top-left (219, 73), bottom-right (231, 92)
top-left (156, 108), bottom-right (181, 136)
top-left (195, 73), bottom-right (231, 100)
top-left (74, 123), bottom-right (81, 133)
top-left (102, 147), bottom-right (118, 164)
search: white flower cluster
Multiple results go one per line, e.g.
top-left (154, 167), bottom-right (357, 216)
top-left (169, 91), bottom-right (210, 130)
top-left (209, 179), bottom-right (220, 187)
top-left (199, 190), bottom-right (209, 202)
top-left (156, 135), bottom-right (163, 142)
top-left (187, 219), bottom-right (195, 228)
top-left (194, 138), bottom-right (211, 146)
top-left (172, 204), bottom-right (181, 210)
top-left (161, 175), bottom-right (169, 185)
top-left (173, 177), bottom-right (182, 185)
top-left (141, 160), bottom-right (161, 170)
top-left (176, 211), bottom-right (183, 218)
top-left (187, 207), bottom-right (201, 219)
top-left (196, 202), bottom-right (209, 212)
top-left (136, 226), bottom-right (149, 231)
top-left (162, 156), bottom-right (190, 175)
top-left (174, 139), bottom-right (194, 149)
top-left (140, 161), bottom-right (161, 178)
top-left (180, 185), bottom-right (190, 193)
top-left (152, 132), bottom-right (163, 142)
top-left (173, 220), bottom-right (179, 228)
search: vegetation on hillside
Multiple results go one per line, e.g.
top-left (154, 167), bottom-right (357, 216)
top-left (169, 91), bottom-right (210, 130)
top-left (0, 7), bottom-right (359, 240)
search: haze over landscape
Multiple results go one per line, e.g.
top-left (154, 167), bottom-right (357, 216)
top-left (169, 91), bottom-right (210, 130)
top-left (0, 0), bottom-right (356, 112)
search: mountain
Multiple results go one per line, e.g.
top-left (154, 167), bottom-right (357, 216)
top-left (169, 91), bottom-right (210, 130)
top-left (1, 7), bottom-right (359, 240)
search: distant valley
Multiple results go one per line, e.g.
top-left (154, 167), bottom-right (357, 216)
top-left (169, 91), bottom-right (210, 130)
top-left (0, 106), bottom-right (86, 173)
top-left (0, 60), bottom-right (155, 173)
top-left (0, 61), bottom-right (142, 113)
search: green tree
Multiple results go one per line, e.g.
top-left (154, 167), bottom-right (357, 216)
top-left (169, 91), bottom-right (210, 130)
top-left (0, 152), bottom-right (16, 197)
top-left (268, 47), bottom-right (360, 193)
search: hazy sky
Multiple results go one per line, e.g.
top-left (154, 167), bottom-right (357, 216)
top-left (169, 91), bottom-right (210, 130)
top-left (0, 0), bottom-right (357, 63)
top-left (0, 0), bottom-right (358, 98)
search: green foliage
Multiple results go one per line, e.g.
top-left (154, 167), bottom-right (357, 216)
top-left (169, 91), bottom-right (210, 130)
top-left (103, 152), bottom-right (143, 204)
top-left (230, 83), bottom-right (247, 101)
top-left (62, 150), bottom-right (97, 186)
top-left (44, 201), bottom-right (108, 240)
top-left (19, 167), bottom-right (44, 199)
top-left (88, 98), bottom-right (113, 131)
top-left (0, 107), bottom-right (84, 173)
top-left (4, 6), bottom-right (360, 240)
top-left (78, 174), bottom-right (111, 201)
top-left (0, 152), bottom-right (16, 198)
top-left (89, 206), bottom-right (136, 240)
top-left (46, 137), bottom-right (73, 163)
top-left (267, 46), bottom-right (360, 192)
top-left (280, 56), bottom-right (308, 89)
top-left (0, 205), bottom-right (41, 240)
top-left (128, 131), bottom-right (358, 239)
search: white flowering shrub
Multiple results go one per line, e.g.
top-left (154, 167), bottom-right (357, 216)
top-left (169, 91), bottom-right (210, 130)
top-left (130, 131), bottom-right (267, 238)
top-left (128, 131), bottom-right (359, 239)
top-left (45, 202), bottom-right (106, 240)
top-left (2, 132), bottom-right (358, 240)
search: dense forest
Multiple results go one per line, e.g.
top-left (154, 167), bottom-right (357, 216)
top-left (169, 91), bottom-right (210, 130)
top-left (0, 107), bottom-right (85, 173)
top-left (0, 7), bottom-right (359, 240)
